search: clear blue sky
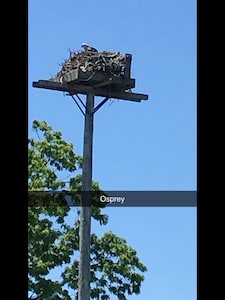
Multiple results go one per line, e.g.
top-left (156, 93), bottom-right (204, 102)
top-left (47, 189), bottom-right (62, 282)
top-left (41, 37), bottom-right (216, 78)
top-left (28, 0), bottom-right (197, 299)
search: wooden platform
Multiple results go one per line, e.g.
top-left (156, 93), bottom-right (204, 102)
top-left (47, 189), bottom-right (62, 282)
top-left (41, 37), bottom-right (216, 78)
top-left (32, 80), bottom-right (148, 102)
top-left (33, 52), bottom-right (148, 102)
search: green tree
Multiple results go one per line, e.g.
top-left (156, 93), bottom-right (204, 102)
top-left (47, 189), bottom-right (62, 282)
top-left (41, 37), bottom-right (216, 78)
top-left (28, 120), bottom-right (147, 300)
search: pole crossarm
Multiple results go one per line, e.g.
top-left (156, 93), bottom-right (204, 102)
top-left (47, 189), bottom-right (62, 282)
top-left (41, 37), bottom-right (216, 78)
top-left (32, 80), bottom-right (148, 102)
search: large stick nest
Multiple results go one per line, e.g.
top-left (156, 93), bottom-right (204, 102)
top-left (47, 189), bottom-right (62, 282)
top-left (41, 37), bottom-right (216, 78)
top-left (50, 49), bottom-right (127, 82)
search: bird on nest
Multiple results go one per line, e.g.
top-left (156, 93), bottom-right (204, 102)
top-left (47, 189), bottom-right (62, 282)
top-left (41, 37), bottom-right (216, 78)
top-left (81, 43), bottom-right (98, 53)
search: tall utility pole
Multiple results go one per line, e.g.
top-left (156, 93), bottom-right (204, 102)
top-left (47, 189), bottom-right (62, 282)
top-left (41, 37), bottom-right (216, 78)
top-left (33, 50), bottom-right (148, 300)
top-left (78, 93), bottom-right (94, 300)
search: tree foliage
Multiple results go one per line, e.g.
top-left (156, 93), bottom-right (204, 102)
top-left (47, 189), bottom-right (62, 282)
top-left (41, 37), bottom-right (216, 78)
top-left (28, 120), bottom-right (147, 300)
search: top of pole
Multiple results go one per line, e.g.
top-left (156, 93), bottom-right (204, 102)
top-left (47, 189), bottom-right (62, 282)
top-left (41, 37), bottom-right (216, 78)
top-left (32, 45), bottom-right (149, 102)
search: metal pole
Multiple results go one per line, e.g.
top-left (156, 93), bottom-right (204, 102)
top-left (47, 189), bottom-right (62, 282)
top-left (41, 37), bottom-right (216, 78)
top-left (78, 93), bottom-right (94, 300)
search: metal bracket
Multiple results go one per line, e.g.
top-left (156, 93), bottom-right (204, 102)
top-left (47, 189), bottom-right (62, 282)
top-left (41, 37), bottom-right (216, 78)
top-left (93, 97), bottom-right (109, 114)
top-left (70, 94), bottom-right (85, 116)
top-left (69, 94), bottom-right (109, 116)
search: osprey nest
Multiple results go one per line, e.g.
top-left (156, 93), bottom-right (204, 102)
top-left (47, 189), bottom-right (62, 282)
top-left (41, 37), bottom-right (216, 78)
top-left (50, 47), bottom-right (127, 83)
